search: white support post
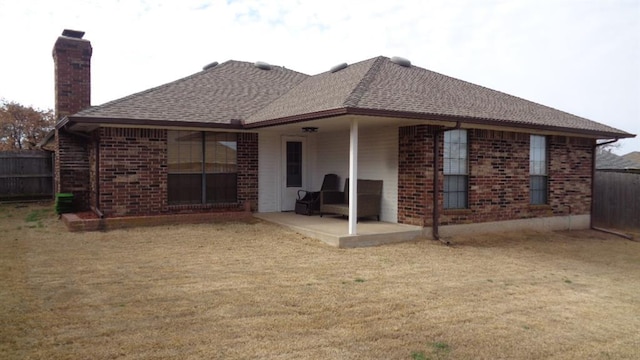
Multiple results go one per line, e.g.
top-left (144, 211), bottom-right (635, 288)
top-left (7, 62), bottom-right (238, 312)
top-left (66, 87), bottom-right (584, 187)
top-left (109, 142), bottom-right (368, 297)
top-left (349, 118), bottom-right (358, 235)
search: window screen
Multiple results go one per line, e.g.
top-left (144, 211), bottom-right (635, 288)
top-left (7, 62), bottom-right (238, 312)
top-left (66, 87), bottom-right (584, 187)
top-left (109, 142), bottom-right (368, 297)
top-left (168, 131), bottom-right (237, 205)
top-left (529, 135), bottom-right (547, 205)
top-left (443, 129), bottom-right (468, 209)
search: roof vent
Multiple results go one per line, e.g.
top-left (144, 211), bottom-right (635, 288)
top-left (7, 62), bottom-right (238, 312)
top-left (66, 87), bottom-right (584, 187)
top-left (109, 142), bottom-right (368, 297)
top-left (254, 61), bottom-right (272, 70)
top-left (62, 29), bottom-right (85, 39)
top-left (391, 56), bottom-right (411, 67)
top-left (330, 62), bottom-right (348, 73)
top-left (202, 61), bottom-right (218, 71)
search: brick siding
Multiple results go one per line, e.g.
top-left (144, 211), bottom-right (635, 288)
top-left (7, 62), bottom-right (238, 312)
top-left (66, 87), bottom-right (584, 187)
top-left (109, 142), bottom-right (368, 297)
top-left (548, 136), bottom-right (594, 215)
top-left (55, 129), bottom-right (91, 211)
top-left (52, 34), bottom-right (92, 121)
top-left (93, 128), bottom-right (258, 217)
top-left (237, 133), bottom-right (259, 211)
top-left (53, 32), bottom-right (93, 211)
top-left (398, 126), bottom-right (594, 227)
top-left (98, 128), bottom-right (168, 217)
top-left (398, 125), bottom-right (436, 226)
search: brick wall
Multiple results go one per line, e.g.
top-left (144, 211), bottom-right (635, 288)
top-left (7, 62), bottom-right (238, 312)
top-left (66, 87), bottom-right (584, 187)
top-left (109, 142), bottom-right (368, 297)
top-left (95, 128), bottom-right (258, 217)
top-left (397, 126), bottom-right (594, 227)
top-left (52, 32), bottom-right (92, 121)
top-left (440, 130), bottom-right (532, 225)
top-left (398, 125), bottom-right (436, 226)
top-left (548, 136), bottom-right (594, 215)
top-left (55, 128), bottom-right (91, 211)
top-left (237, 133), bottom-right (259, 211)
top-left (98, 128), bottom-right (168, 217)
top-left (53, 31), bottom-right (93, 212)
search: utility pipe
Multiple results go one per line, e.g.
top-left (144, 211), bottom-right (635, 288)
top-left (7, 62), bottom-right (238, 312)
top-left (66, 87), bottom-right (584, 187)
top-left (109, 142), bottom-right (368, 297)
top-left (94, 133), bottom-right (103, 218)
top-left (431, 122), bottom-right (461, 243)
top-left (90, 206), bottom-right (104, 219)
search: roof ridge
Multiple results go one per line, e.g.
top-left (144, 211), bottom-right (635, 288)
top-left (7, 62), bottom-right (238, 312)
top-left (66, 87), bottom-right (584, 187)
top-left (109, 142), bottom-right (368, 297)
top-left (343, 56), bottom-right (386, 107)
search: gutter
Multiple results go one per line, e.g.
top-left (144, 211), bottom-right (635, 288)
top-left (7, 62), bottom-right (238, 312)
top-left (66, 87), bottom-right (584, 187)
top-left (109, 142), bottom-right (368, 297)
top-left (431, 121), bottom-right (461, 244)
top-left (36, 129), bottom-right (56, 149)
top-left (62, 124), bottom-right (92, 139)
top-left (66, 108), bottom-right (634, 141)
top-left (55, 116), bottom-right (70, 130)
top-left (67, 116), bottom-right (244, 131)
top-left (243, 107), bottom-right (634, 140)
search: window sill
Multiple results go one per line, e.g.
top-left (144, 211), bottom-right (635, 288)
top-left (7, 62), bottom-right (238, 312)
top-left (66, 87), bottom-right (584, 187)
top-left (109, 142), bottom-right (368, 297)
top-left (528, 204), bottom-right (552, 211)
top-left (442, 208), bottom-right (472, 215)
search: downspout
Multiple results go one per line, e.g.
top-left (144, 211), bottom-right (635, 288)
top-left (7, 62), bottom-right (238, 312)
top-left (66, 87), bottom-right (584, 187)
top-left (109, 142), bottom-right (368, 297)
top-left (90, 134), bottom-right (104, 220)
top-left (432, 122), bottom-right (461, 243)
top-left (590, 138), bottom-right (634, 240)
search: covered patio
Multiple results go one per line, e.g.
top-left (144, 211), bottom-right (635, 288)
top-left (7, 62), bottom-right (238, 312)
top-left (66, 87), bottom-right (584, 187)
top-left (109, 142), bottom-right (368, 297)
top-left (254, 212), bottom-right (425, 248)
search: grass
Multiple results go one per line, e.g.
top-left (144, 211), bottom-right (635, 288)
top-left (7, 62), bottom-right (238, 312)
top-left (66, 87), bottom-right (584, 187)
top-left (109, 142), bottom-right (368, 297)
top-left (1, 202), bottom-right (639, 359)
top-left (24, 208), bottom-right (50, 223)
top-left (411, 351), bottom-right (428, 360)
top-left (412, 342), bottom-right (450, 360)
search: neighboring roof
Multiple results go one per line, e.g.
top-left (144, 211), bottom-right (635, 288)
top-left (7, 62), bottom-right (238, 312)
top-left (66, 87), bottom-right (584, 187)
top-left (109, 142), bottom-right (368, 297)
top-left (622, 151), bottom-right (640, 164)
top-left (71, 60), bottom-right (308, 126)
top-left (596, 151), bottom-right (640, 171)
top-left (68, 56), bottom-right (634, 139)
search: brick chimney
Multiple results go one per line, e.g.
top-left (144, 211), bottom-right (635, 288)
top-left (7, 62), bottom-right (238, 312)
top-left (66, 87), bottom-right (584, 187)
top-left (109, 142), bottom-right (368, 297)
top-left (52, 29), bottom-right (92, 121)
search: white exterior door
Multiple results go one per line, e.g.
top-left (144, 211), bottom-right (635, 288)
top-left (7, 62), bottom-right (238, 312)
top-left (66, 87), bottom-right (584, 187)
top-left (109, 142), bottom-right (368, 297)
top-left (281, 136), bottom-right (306, 211)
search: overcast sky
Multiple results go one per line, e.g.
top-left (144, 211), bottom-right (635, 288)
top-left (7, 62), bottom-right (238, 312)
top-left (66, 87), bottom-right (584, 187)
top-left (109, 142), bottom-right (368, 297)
top-left (1, 0), bottom-right (638, 154)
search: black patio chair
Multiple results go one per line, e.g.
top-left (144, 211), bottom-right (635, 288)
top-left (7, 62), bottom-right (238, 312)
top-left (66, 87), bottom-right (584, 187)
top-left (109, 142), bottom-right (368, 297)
top-left (295, 174), bottom-right (339, 215)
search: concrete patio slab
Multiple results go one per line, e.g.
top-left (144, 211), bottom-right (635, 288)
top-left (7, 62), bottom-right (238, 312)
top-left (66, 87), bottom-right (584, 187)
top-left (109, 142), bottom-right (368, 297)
top-left (254, 212), bottom-right (426, 248)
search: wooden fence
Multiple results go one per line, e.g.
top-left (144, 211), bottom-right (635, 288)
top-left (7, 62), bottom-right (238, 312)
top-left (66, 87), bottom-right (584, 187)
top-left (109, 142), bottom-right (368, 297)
top-left (593, 171), bottom-right (640, 231)
top-left (0, 150), bottom-right (54, 201)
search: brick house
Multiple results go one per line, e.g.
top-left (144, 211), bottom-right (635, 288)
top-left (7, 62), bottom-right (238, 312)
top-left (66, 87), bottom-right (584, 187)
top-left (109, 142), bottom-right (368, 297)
top-left (52, 30), bottom-right (634, 238)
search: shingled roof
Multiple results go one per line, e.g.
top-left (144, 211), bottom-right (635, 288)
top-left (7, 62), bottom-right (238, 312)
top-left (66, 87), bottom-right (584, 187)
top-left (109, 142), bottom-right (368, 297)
top-left (245, 57), bottom-right (631, 138)
top-left (68, 56), bottom-right (633, 139)
top-left (596, 151), bottom-right (640, 171)
top-left (71, 60), bottom-right (309, 126)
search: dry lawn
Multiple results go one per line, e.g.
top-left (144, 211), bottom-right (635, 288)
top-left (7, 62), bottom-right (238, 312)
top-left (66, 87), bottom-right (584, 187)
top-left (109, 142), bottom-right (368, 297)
top-left (1, 202), bottom-right (639, 359)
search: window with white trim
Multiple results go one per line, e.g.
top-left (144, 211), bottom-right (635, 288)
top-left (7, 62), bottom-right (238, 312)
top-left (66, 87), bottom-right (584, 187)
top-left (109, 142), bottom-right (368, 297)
top-left (443, 129), bottom-right (468, 209)
top-left (529, 135), bottom-right (547, 205)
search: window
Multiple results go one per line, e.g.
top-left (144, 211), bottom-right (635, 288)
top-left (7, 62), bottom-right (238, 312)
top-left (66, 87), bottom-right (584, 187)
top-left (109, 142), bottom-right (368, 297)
top-left (443, 129), bottom-right (468, 209)
top-left (286, 141), bottom-right (302, 187)
top-left (529, 135), bottom-right (547, 205)
top-left (168, 131), bottom-right (237, 205)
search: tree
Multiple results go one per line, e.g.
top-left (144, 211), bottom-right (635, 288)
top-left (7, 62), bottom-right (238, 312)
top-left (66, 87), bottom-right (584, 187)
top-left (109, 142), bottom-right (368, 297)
top-left (0, 99), bottom-right (55, 150)
top-left (596, 140), bottom-right (621, 155)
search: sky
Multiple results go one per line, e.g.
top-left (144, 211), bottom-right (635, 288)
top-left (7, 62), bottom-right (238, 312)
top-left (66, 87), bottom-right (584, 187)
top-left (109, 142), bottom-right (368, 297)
top-left (1, 0), bottom-right (638, 154)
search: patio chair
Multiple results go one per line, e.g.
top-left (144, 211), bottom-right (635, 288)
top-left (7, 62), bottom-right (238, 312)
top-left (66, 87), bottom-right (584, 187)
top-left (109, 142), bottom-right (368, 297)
top-left (295, 174), bottom-right (339, 215)
top-left (320, 178), bottom-right (383, 221)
